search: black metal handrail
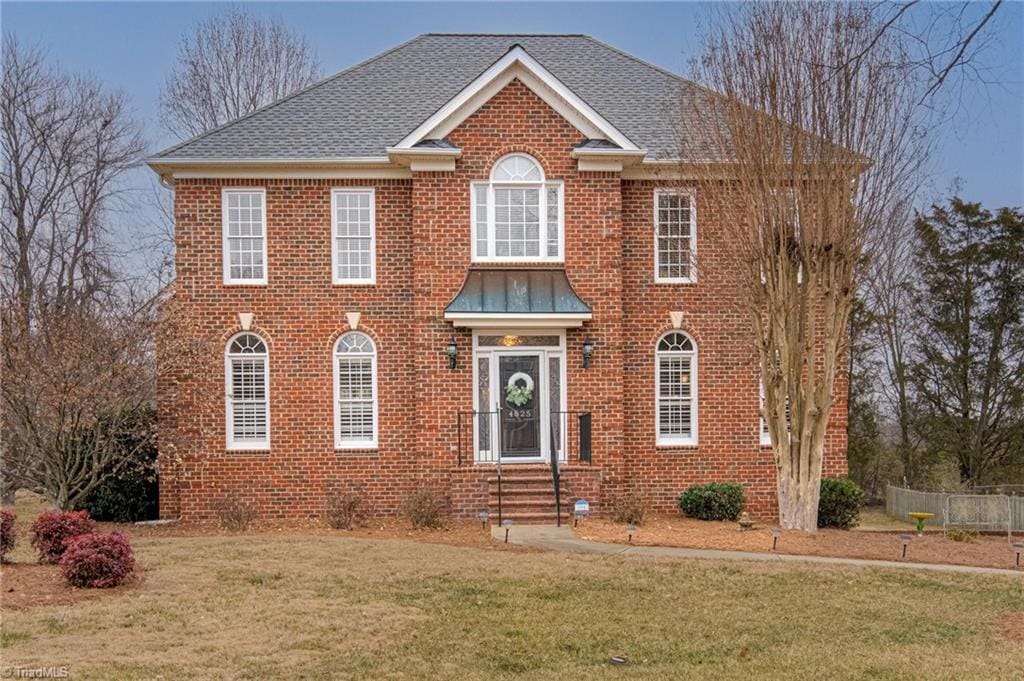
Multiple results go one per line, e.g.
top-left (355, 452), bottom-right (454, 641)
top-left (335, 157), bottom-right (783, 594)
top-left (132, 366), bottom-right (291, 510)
top-left (456, 410), bottom-right (592, 466)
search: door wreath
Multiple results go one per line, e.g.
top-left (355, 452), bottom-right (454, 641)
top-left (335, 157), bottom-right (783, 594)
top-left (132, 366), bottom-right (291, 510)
top-left (505, 372), bottom-right (535, 407)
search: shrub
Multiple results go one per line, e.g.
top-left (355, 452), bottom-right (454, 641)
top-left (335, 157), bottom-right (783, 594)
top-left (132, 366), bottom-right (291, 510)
top-left (212, 493), bottom-right (257, 531)
top-left (326, 492), bottom-right (365, 530)
top-left (403, 488), bottom-right (446, 529)
top-left (59, 532), bottom-right (135, 588)
top-left (606, 489), bottom-right (646, 525)
top-left (1, 508), bottom-right (15, 562)
top-left (677, 483), bottom-right (745, 521)
top-left (74, 409), bottom-right (159, 522)
top-left (817, 478), bottom-right (866, 529)
top-left (30, 510), bottom-right (97, 564)
top-left (947, 527), bottom-right (980, 543)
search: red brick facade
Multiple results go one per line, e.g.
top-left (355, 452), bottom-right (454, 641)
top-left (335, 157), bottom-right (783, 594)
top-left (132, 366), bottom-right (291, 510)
top-left (159, 79), bottom-right (847, 522)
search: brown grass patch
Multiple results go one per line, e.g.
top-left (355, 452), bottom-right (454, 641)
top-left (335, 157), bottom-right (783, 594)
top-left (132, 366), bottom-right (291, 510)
top-left (996, 611), bottom-right (1024, 642)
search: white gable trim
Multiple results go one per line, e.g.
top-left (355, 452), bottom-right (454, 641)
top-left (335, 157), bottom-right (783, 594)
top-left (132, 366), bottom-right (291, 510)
top-left (393, 46), bottom-right (640, 152)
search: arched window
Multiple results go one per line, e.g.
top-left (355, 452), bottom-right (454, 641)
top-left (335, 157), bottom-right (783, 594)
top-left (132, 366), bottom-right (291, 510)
top-left (655, 331), bottom-right (697, 445)
top-left (334, 332), bottom-right (377, 448)
top-left (471, 153), bottom-right (563, 262)
top-left (225, 333), bottom-right (270, 450)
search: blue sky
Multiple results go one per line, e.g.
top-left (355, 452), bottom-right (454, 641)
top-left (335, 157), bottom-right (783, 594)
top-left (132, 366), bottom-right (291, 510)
top-left (4, 1), bottom-right (1023, 209)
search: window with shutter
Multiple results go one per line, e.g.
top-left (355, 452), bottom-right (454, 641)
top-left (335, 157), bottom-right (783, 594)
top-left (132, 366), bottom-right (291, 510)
top-left (334, 332), bottom-right (377, 448)
top-left (655, 332), bottom-right (697, 445)
top-left (471, 154), bottom-right (563, 262)
top-left (225, 333), bottom-right (270, 450)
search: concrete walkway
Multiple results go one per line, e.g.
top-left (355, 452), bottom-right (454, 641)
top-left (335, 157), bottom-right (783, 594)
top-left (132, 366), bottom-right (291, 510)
top-left (492, 524), bottom-right (1024, 577)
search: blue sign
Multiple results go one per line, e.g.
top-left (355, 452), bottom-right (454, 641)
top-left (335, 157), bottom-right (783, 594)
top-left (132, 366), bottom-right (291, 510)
top-left (574, 500), bottom-right (590, 516)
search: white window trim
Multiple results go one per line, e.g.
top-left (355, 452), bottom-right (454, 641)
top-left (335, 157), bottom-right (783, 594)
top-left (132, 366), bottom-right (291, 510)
top-left (471, 154), bottom-right (564, 263)
top-left (655, 332), bottom-right (698, 447)
top-left (760, 379), bottom-right (792, 447)
top-left (331, 187), bottom-right (376, 285)
top-left (224, 332), bottom-right (271, 451)
top-left (653, 188), bottom-right (697, 284)
top-left (333, 332), bottom-right (379, 450)
top-left (222, 187), bottom-right (268, 285)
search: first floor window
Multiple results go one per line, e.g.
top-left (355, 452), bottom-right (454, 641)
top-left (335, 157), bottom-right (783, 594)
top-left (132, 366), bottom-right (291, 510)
top-left (225, 333), bottom-right (270, 449)
top-left (334, 331), bottom-right (377, 448)
top-left (223, 189), bottom-right (267, 284)
top-left (655, 189), bottom-right (695, 282)
top-left (656, 331), bottom-right (697, 445)
top-left (332, 188), bottom-right (375, 284)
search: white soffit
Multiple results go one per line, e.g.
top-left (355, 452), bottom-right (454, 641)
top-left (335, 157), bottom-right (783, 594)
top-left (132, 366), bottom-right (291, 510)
top-left (393, 46), bottom-right (640, 152)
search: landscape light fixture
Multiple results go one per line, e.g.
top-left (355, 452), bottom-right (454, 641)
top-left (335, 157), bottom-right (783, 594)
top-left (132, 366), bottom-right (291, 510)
top-left (771, 527), bottom-right (781, 552)
top-left (582, 338), bottom-right (594, 369)
top-left (446, 337), bottom-right (458, 370)
top-left (1013, 543), bottom-right (1023, 568)
top-left (502, 518), bottom-right (513, 543)
top-left (478, 510), bottom-right (490, 530)
top-left (899, 534), bottom-right (913, 560)
top-left (626, 523), bottom-right (637, 543)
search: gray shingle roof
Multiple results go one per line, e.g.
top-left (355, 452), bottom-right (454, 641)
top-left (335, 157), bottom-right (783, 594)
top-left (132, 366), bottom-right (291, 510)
top-left (152, 34), bottom-right (715, 162)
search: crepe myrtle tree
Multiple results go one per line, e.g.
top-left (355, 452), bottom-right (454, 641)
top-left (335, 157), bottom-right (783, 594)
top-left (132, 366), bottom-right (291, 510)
top-left (682, 3), bottom-right (929, 530)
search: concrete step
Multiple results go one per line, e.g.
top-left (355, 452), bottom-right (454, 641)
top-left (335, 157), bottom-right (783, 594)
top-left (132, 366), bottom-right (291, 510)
top-left (494, 510), bottom-right (570, 524)
top-left (490, 486), bottom-right (569, 495)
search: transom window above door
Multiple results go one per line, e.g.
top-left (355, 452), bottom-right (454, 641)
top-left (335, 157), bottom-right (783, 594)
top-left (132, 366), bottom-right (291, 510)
top-left (471, 153), bottom-right (563, 262)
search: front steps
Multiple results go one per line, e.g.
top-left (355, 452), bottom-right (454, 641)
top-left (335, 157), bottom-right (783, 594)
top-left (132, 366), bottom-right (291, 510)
top-left (487, 472), bottom-right (570, 524)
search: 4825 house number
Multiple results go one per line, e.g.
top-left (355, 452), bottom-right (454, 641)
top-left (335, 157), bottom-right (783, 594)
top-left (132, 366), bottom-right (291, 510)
top-left (507, 408), bottom-right (533, 419)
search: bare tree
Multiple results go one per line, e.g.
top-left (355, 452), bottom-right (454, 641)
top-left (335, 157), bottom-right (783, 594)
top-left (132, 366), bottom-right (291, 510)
top-left (159, 8), bottom-right (321, 138)
top-left (685, 3), bottom-right (929, 530)
top-left (0, 37), bottom-right (160, 508)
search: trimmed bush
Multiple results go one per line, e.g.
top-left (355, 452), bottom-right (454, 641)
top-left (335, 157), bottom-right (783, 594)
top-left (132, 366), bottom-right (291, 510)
top-left (678, 483), bottom-right (745, 521)
top-left (1, 508), bottom-right (15, 562)
top-left (606, 488), bottom-right (646, 525)
top-left (326, 492), bottom-right (365, 530)
top-left (59, 532), bottom-right (135, 588)
top-left (30, 510), bottom-right (97, 564)
top-left (403, 488), bottom-right (446, 529)
top-left (74, 410), bottom-right (159, 522)
top-left (212, 493), bottom-right (258, 531)
top-left (817, 478), bottom-right (866, 529)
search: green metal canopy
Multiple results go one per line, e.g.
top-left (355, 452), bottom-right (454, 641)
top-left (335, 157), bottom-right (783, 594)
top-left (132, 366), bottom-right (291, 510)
top-left (444, 269), bottom-right (592, 328)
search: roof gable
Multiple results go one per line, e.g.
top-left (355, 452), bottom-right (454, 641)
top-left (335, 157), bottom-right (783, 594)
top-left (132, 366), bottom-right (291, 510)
top-left (390, 46), bottom-right (639, 153)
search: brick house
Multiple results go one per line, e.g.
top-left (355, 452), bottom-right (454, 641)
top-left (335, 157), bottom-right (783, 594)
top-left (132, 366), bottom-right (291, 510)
top-left (148, 34), bottom-right (847, 523)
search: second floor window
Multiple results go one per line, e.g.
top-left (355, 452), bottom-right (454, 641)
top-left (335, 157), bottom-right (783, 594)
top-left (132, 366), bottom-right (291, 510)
top-left (654, 189), bottom-right (696, 283)
top-left (472, 153), bottom-right (563, 262)
top-left (223, 188), bottom-right (267, 284)
top-left (332, 188), bottom-right (376, 284)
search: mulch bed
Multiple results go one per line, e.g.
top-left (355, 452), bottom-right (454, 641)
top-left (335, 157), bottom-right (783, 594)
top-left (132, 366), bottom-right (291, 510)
top-left (574, 514), bottom-right (1024, 571)
top-left (0, 563), bottom-right (141, 610)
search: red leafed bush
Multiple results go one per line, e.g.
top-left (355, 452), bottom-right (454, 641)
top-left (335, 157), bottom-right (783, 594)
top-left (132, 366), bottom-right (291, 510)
top-left (1, 508), bottom-right (15, 562)
top-left (59, 532), bottom-right (135, 588)
top-left (30, 510), bottom-right (97, 563)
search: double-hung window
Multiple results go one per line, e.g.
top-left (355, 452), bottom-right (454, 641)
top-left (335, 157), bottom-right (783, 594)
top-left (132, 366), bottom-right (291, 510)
top-left (471, 153), bottom-right (563, 262)
top-left (654, 189), bottom-right (696, 283)
top-left (225, 333), bottom-right (270, 450)
top-left (332, 188), bottom-right (376, 284)
top-left (656, 332), bottom-right (697, 445)
top-left (334, 332), bottom-right (378, 449)
top-left (223, 188), bottom-right (267, 284)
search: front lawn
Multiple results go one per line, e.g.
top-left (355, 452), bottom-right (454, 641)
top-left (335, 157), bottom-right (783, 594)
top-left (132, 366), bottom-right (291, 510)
top-left (2, 529), bottom-right (1022, 679)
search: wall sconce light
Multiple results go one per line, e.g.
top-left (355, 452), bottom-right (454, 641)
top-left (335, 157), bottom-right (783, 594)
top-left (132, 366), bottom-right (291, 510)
top-left (582, 338), bottom-right (594, 369)
top-left (447, 337), bottom-right (458, 370)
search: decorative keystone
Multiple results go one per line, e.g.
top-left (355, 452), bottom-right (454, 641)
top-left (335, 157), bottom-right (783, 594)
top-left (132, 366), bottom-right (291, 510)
top-left (238, 312), bottom-right (254, 331)
top-left (669, 311), bottom-right (684, 329)
top-left (346, 312), bottom-right (361, 330)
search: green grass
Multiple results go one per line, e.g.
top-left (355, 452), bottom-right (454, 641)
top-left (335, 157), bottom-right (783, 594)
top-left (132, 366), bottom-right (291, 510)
top-left (2, 532), bottom-right (1022, 680)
